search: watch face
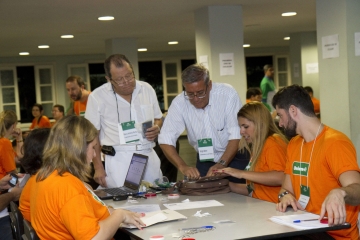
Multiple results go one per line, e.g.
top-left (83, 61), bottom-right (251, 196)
top-left (219, 160), bottom-right (226, 166)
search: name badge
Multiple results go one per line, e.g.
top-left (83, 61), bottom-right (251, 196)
top-left (298, 185), bottom-right (310, 209)
top-left (118, 121), bottom-right (140, 144)
top-left (197, 138), bottom-right (215, 162)
top-left (79, 111), bottom-right (85, 117)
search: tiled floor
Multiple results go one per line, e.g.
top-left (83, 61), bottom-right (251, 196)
top-left (177, 136), bottom-right (197, 181)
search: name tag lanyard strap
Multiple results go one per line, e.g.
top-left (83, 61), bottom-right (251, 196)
top-left (112, 84), bottom-right (132, 123)
top-left (299, 123), bottom-right (322, 187)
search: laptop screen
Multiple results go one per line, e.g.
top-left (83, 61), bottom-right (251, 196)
top-left (124, 153), bottom-right (148, 189)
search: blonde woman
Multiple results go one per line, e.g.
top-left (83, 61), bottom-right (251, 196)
top-left (214, 102), bottom-right (288, 203)
top-left (30, 115), bottom-right (145, 239)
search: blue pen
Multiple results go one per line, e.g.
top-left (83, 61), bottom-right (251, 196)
top-left (181, 226), bottom-right (213, 231)
top-left (293, 219), bottom-right (318, 223)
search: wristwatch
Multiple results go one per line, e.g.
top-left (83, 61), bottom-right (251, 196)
top-left (278, 191), bottom-right (289, 200)
top-left (217, 159), bottom-right (227, 166)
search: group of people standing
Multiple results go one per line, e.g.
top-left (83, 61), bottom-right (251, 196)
top-left (0, 53), bottom-right (359, 240)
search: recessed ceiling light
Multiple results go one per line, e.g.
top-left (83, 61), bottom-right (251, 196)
top-left (168, 41), bottom-right (178, 45)
top-left (38, 45), bottom-right (49, 49)
top-left (243, 44), bottom-right (250, 48)
top-left (98, 16), bottom-right (114, 21)
top-left (138, 48), bottom-right (147, 52)
top-left (284, 37), bottom-right (290, 40)
top-left (61, 35), bottom-right (74, 38)
top-left (282, 12), bottom-right (297, 17)
top-left (19, 52), bottom-right (29, 56)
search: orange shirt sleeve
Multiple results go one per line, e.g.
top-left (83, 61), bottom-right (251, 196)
top-left (19, 175), bottom-right (35, 222)
top-left (38, 116), bottom-right (51, 128)
top-left (0, 139), bottom-right (16, 178)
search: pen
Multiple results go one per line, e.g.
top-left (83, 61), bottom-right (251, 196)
top-left (181, 226), bottom-right (213, 231)
top-left (293, 219), bottom-right (328, 223)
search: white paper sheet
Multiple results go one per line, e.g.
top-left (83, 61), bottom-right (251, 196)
top-left (115, 204), bottom-right (161, 213)
top-left (163, 200), bottom-right (223, 210)
top-left (269, 213), bottom-right (328, 230)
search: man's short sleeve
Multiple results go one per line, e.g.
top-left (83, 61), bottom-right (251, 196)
top-left (85, 94), bottom-right (101, 130)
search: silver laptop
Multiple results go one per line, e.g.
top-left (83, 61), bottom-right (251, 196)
top-left (94, 153), bottom-right (148, 200)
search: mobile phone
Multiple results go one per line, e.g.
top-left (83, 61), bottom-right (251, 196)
top-left (101, 145), bottom-right (116, 156)
top-left (142, 120), bottom-right (153, 138)
top-left (8, 173), bottom-right (18, 187)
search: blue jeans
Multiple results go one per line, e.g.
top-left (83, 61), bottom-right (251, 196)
top-left (196, 150), bottom-right (250, 183)
top-left (0, 215), bottom-right (13, 240)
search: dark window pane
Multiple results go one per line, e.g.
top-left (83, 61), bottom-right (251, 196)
top-left (17, 66), bottom-right (36, 123)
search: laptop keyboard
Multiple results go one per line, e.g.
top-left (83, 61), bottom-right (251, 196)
top-left (103, 187), bottom-right (135, 196)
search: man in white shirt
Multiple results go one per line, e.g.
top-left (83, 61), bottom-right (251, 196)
top-left (85, 54), bottom-right (163, 188)
top-left (158, 64), bottom-right (249, 182)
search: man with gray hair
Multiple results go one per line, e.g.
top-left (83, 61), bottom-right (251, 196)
top-left (260, 64), bottom-right (275, 112)
top-left (158, 64), bottom-right (249, 182)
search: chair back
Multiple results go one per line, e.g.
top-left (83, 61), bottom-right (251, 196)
top-left (23, 219), bottom-right (40, 240)
top-left (9, 201), bottom-right (24, 240)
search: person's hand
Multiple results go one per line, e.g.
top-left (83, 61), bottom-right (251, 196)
top-left (145, 125), bottom-right (160, 141)
top-left (320, 188), bottom-right (347, 226)
top-left (9, 184), bottom-right (23, 202)
top-left (120, 210), bottom-right (146, 230)
top-left (276, 192), bottom-right (303, 212)
top-left (212, 167), bottom-right (243, 178)
top-left (179, 166), bottom-right (200, 180)
top-left (206, 164), bottom-right (225, 177)
top-left (94, 168), bottom-right (107, 188)
top-left (0, 175), bottom-right (12, 190)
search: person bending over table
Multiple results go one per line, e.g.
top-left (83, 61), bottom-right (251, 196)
top-left (274, 85), bottom-right (360, 240)
top-left (30, 116), bottom-right (145, 239)
top-left (214, 102), bottom-right (287, 203)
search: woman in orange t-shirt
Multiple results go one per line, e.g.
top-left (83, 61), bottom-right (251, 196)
top-left (29, 103), bottom-right (51, 130)
top-left (30, 116), bottom-right (145, 239)
top-left (214, 102), bottom-right (288, 203)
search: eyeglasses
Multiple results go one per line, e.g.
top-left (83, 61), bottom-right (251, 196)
top-left (110, 73), bottom-right (135, 86)
top-left (184, 85), bottom-right (208, 100)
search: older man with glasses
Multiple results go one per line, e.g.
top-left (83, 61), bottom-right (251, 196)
top-left (158, 64), bottom-right (249, 182)
top-left (85, 54), bottom-right (163, 188)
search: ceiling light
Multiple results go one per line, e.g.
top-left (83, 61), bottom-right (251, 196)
top-left (282, 12), bottom-right (297, 17)
top-left (168, 41), bottom-right (178, 45)
top-left (38, 45), bottom-right (49, 49)
top-left (19, 52), bottom-right (29, 56)
top-left (243, 44), bottom-right (250, 48)
top-left (138, 48), bottom-right (147, 52)
top-left (98, 16), bottom-right (114, 21)
top-left (284, 37), bottom-right (290, 40)
top-left (61, 35), bottom-right (74, 38)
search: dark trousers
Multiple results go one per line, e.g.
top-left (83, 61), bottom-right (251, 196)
top-left (196, 150), bottom-right (250, 183)
top-left (0, 216), bottom-right (13, 240)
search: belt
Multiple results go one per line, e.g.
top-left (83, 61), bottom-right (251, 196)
top-left (113, 142), bottom-right (155, 151)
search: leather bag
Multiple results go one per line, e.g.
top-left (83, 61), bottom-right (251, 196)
top-left (177, 175), bottom-right (230, 196)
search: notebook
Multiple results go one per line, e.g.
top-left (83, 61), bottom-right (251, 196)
top-left (94, 153), bottom-right (148, 200)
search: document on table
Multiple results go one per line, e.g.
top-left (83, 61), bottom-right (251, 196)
top-left (270, 213), bottom-right (328, 230)
top-left (121, 209), bottom-right (187, 228)
top-left (115, 204), bottom-right (161, 213)
top-left (163, 200), bottom-right (223, 210)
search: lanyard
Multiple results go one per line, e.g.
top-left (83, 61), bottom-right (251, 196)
top-left (112, 84), bottom-right (132, 123)
top-left (299, 123), bottom-right (322, 187)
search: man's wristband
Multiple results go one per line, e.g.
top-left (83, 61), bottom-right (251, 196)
top-left (217, 159), bottom-right (227, 166)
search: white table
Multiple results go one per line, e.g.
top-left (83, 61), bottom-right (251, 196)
top-left (105, 193), bottom-right (348, 240)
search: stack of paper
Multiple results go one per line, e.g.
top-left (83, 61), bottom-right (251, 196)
top-left (121, 209), bottom-right (187, 228)
top-left (269, 213), bottom-right (328, 230)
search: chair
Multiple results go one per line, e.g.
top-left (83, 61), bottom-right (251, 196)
top-left (9, 201), bottom-right (24, 240)
top-left (23, 219), bottom-right (39, 240)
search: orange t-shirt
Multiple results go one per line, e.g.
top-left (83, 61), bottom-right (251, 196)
top-left (311, 97), bottom-right (320, 114)
top-left (31, 171), bottom-right (110, 239)
top-left (29, 115), bottom-right (51, 130)
top-left (285, 126), bottom-right (359, 240)
top-left (19, 174), bottom-right (34, 222)
top-left (0, 138), bottom-right (16, 179)
top-left (74, 98), bottom-right (88, 117)
top-left (251, 134), bottom-right (287, 203)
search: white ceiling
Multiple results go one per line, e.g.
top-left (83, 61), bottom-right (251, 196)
top-left (0, 0), bottom-right (316, 57)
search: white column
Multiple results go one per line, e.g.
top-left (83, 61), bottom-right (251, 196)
top-left (195, 6), bottom-right (247, 103)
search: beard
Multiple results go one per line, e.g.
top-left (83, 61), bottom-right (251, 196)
top-left (284, 115), bottom-right (297, 139)
top-left (72, 91), bottom-right (82, 101)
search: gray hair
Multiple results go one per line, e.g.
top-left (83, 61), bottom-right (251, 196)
top-left (181, 64), bottom-right (210, 85)
top-left (263, 64), bottom-right (273, 72)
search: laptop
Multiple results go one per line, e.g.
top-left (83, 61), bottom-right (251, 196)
top-left (94, 153), bottom-right (148, 200)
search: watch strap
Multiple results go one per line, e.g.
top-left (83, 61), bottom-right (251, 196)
top-left (278, 191), bottom-right (289, 200)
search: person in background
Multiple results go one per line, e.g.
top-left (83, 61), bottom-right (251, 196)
top-left (51, 104), bottom-right (64, 126)
top-left (159, 63), bottom-right (249, 182)
top-left (260, 64), bottom-right (275, 112)
top-left (29, 103), bottom-right (51, 130)
top-left (85, 54), bottom-right (163, 188)
top-left (30, 115), bottom-right (145, 239)
top-left (246, 87), bottom-right (262, 103)
top-left (304, 86), bottom-right (320, 116)
top-left (274, 85), bottom-right (360, 240)
top-left (19, 128), bottom-right (51, 222)
top-left (0, 174), bottom-right (22, 240)
top-left (214, 102), bottom-right (287, 203)
top-left (65, 75), bottom-right (91, 117)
